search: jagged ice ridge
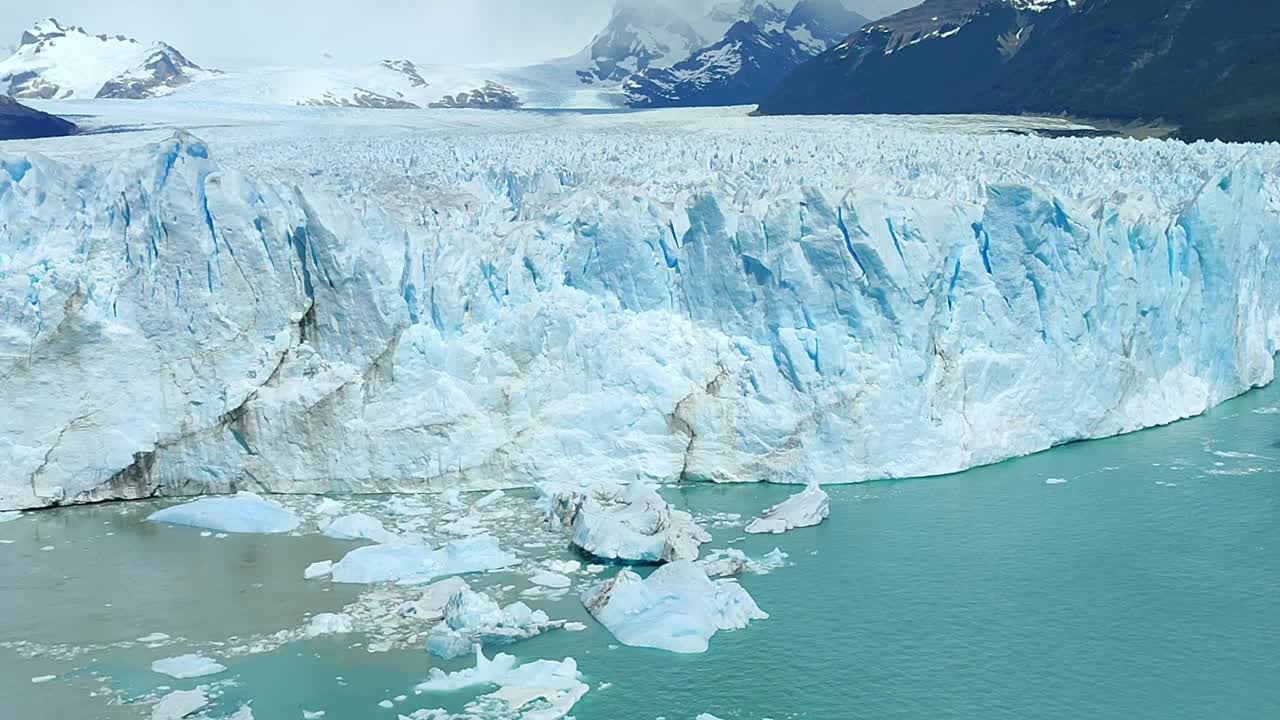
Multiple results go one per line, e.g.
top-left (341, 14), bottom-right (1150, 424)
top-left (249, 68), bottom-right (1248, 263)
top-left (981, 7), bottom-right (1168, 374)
top-left (2, 111), bottom-right (1279, 509)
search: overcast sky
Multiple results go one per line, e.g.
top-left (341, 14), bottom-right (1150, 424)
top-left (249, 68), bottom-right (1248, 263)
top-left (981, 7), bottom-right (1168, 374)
top-left (1, 0), bottom-right (917, 68)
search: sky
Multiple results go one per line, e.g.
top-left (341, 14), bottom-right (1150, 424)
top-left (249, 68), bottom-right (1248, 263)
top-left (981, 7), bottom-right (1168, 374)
top-left (1, 0), bottom-right (918, 68)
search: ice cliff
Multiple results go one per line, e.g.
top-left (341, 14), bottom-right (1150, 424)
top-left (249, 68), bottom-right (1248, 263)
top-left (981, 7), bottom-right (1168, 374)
top-left (2, 116), bottom-right (1279, 509)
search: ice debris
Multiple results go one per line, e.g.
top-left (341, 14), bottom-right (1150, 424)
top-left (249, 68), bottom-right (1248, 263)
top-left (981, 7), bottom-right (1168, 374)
top-left (150, 688), bottom-right (208, 720)
top-left (426, 587), bottom-right (565, 659)
top-left (305, 613), bottom-right (355, 637)
top-left (150, 654), bottom-right (227, 679)
top-left (320, 513), bottom-right (399, 544)
top-left (416, 647), bottom-right (588, 720)
top-left (744, 483), bottom-right (830, 535)
top-left (329, 535), bottom-right (516, 585)
top-left (304, 561), bottom-right (334, 580)
top-left (542, 482), bottom-right (709, 563)
top-left (147, 493), bottom-right (300, 534)
top-left (582, 560), bottom-right (767, 653)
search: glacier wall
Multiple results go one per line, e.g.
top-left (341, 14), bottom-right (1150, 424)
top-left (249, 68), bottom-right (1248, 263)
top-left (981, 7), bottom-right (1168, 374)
top-left (3, 120), bottom-right (1279, 510)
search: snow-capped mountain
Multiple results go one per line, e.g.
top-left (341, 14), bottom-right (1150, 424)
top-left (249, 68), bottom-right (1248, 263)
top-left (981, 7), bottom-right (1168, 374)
top-left (573, 0), bottom-right (709, 84)
top-left (0, 94), bottom-right (76, 139)
top-left (0, 18), bottom-right (211, 100)
top-left (760, 0), bottom-right (1280, 142)
top-left (625, 0), bottom-right (868, 108)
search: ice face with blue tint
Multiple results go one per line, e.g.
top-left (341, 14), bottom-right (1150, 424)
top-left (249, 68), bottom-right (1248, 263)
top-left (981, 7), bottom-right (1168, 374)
top-left (2, 110), bottom-right (1279, 510)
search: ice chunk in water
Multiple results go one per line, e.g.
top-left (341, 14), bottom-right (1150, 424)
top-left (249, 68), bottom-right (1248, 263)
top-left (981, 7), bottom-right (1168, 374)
top-left (582, 560), bottom-right (767, 653)
top-left (320, 513), bottom-right (398, 544)
top-left (329, 535), bottom-right (516, 585)
top-left (744, 483), bottom-right (829, 535)
top-left (147, 493), bottom-right (300, 534)
top-left (150, 654), bottom-right (227, 679)
top-left (150, 688), bottom-right (208, 720)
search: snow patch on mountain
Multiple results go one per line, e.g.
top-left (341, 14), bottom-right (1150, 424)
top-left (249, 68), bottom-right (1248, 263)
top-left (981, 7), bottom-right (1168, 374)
top-left (0, 18), bottom-right (212, 100)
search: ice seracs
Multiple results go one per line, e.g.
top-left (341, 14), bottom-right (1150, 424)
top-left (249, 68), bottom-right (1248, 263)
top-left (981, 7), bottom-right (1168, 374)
top-left (147, 493), bottom-right (301, 534)
top-left (582, 560), bottom-right (767, 653)
top-left (3, 111), bottom-right (1280, 512)
top-left (745, 482), bottom-right (830, 534)
top-left (542, 483), bottom-right (710, 564)
top-left (328, 535), bottom-right (516, 584)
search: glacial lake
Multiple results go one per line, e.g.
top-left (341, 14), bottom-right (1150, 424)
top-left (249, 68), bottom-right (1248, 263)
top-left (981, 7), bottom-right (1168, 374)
top-left (3, 384), bottom-right (1278, 720)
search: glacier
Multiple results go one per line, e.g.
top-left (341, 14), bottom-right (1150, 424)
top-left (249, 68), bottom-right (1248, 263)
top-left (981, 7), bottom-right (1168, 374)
top-left (2, 108), bottom-right (1279, 510)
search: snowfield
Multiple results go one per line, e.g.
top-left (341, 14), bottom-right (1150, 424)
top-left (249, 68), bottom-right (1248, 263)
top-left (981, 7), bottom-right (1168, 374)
top-left (1, 104), bottom-right (1279, 510)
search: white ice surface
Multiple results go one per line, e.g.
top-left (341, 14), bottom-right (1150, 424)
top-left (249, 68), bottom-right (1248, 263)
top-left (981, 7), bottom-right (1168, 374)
top-left (320, 513), bottom-right (399, 544)
top-left (582, 560), bottom-right (767, 653)
top-left (328, 535), bottom-right (516, 585)
top-left (744, 482), bottom-right (830, 534)
top-left (150, 654), bottom-right (227, 679)
top-left (146, 493), bottom-right (301, 534)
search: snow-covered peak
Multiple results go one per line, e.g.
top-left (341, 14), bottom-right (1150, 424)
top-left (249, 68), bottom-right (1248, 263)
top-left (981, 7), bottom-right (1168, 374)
top-left (1, 18), bottom-right (210, 99)
top-left (575, 0), bottom-right (707, 84)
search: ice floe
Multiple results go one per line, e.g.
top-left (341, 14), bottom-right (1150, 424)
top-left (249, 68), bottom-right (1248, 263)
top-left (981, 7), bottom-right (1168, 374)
top-left (416, 647), bottom-right (588, 720)
top-left (304, 613), bottom-right (355, 637)
top-left (320, 513), bottom-right (399, 544)
top-left (582, 560), bottom-right (767, 653)
top-left (329, 535), bottom-right (517, 585)
top-left (150, 688), bottom-right (208, 720)
top-left (150, 654), bottom-right (227, 679)
top-left (147, 493), bottom-right (301, 534)
top-left (745, 483), bottom-right (830, 535)
top-left (304, 561), bottom-right (334, 580)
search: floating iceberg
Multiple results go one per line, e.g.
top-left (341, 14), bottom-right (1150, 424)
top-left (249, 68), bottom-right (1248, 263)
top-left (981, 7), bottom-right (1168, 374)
top-left (542, 483), bottom-right (710, 564)
top-left (416, 647), bottom-right (588, 720)
top-left (150, 654), bottom-right (227, 679)
top-left (150, 688), bottom-right (208, 720)
top-left (303, 560), bottom-right (334, 580)
top-left (745, 483), bottom-right (830, 534)
top-left (399, 576), bottom-right (472, 622)
top-left (319, 513), bottom-right (398, 544)
top-left (425, 587), bottom-right (565, 659)
top-left (146, 493), bottom-right (300, 534)
top-left (329, 535), bottom-right (516, 584)
top-left (582, 560), bottom-right (767, 653)
top-left (3, 116), bottom-right (1280, 511)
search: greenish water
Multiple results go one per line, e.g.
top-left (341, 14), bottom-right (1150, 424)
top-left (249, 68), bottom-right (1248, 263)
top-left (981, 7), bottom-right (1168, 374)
top-left (3, 384), bottom-right (1279, 719)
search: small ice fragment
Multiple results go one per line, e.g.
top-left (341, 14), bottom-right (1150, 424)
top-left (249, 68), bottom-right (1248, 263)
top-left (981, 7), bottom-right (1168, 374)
top-left (31, 675), bottom-right (55, 683)
top-left (565, 622), bottom-right (588, 632)
top-left (745, 483), bottom-right (829, 535)
top-left (530, 571), bottom-right (571, 589)
top-left (321, 513), bottom-right (398, 544)
top-left (378, 700), bottom-right (393, 709)
top-left (304, 561), bottom-right (334, 580)
top-left (151, 654), bottom-right (227, 679)
top-left (200, 531), bottom-right (212, 537)
top-left (151, 688), bottom-right (208, 720)
top-left (473, 490), bottom-right (505, 508)
top-left (696, 715), bottom-right (725, 720)
top-left (137, 632), bottom-right (171, 643)
top-left (394, 695), bottom-right (407, 702)
top-left (1045, 478), bottom-right (1068, 485)
top-left (316, 498), bottom-right (345, 515)
top-left (305, 613), bottom-right (354, 637)
top-left (302, 712), bottom-right (326, 720)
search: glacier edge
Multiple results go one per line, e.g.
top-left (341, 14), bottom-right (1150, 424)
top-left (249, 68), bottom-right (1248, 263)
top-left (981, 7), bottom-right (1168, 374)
top-left (2, 125), bottom-right (1278, 510)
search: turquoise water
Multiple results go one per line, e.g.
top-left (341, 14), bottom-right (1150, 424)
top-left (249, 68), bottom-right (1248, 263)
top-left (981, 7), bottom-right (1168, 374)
top-left (3, 384), bottom-right (1279, 719)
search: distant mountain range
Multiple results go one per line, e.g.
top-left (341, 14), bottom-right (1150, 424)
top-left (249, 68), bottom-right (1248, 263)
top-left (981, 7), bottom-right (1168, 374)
top-left (0, 94), bottom-right (75, 140)
top-left (758, 0), bottom-right (1280, 142)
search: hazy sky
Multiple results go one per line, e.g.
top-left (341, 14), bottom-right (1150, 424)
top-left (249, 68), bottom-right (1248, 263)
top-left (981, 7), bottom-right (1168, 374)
top-left (1, 1), bottom-right (917, 68)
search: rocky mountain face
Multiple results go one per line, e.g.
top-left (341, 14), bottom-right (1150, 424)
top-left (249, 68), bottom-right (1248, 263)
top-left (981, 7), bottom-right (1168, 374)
top-left (624, 0), bottom-right (868, 108)
top-left (759, 0), bottom-right (1280, 142)
top-left (429, 81), bottom-right (522, 109)
top-left (0, 18), bottom-right (210, 100)
top-left (0, 94), bottom-right (77, 140)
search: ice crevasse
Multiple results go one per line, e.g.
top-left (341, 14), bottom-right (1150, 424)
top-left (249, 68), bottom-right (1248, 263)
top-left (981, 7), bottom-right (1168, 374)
top-left (2, 127), bottom-right (1279, 509)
